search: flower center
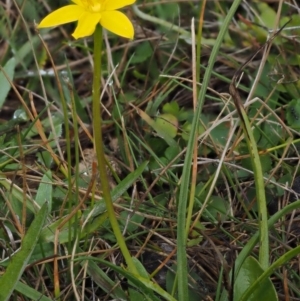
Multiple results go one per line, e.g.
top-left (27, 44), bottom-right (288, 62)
top-left (81, 0), bottom-right (102, 12)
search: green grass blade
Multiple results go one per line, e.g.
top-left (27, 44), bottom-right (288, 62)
top-left (15, 281), bottom-right (53, 301)
top-left (78, 248), bottom-right (127, 300)
top-left (76, 256), bottom-right (177, 301)
top-left (238, 109), bottom-right (269, 269)
top-left (176, 0), bottom-right (242, 299)
top-left (0, 203), bottom-right (48, 301)
top-left (0, 58), bottom-right (15, 108)
top-left (38, 161), bottom-right (148, 243)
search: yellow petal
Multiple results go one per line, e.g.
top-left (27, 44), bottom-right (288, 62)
top-left (72, 0), bottom-right (82, 5)
top-left (72, 11), bottom-right (101, 39)
top-left (100, 11), bottom-right (134, 39)
top-left (71, 0), bottom-right (87, 8)
top-left (105, 0), bottom-right (136, 10)
top-left (38, 5), bottom-right (83, 28)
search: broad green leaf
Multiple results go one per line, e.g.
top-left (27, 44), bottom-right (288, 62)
top-left (132, 257), bottom-right (149, 279)
top-left (202, 196), bottom-right (228, 221)
top-left (210, 123), bottom-right (230, 147)
top-left (164, 145), bottom-right (181, 161)
top-left (129, 288), bottom-right (149, 301)
top-left (182, 121), bottom-right (205, 141)
top-left (256, 3), bottom-right (277, 28)
top-left (135, 106), bottom-right (177, 146)
top-left (280, 15), bottom-right (300, 36)
top-left (131, 42), bottom-right (153, 64)
top-left (186, 221), bottom-right (204, 247)
top-left (0, 203), bottom-right (48, 301)
top-left (155, 2), bottom-right (179, 21)
top-left (35, 170), bottom-right (52, 211)
top-left (155, 113), bottom-right (178, 138)
top-left (162, 101), bottom-right (180, 116)
top-left (252, 3), bottom-right (277, 42)
top-left (0, 58), bottom-right (15, 108)
top-left (239, 245), bottom-right (300, 301)
top-left (120, 211), bottom-right (144, 232)
top-left (234, 256), bottom-right (277, 301)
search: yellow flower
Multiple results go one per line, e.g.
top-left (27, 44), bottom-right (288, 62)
top-left (38, 0), bottom-right (135, 39)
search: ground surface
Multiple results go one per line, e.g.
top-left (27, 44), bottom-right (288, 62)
top-left (1, 1), bottom-right (300, 300)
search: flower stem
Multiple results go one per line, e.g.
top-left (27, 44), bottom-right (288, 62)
top-left (92, 25), bottom-right (137, 274)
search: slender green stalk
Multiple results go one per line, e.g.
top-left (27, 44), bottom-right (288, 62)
top-left (185, 0), bottom-right (207, 236)
top-left (238, 109), bottom-right (269, 269)
top-left (92, 25), bottom-right (137, 274)
top-left (68, 83), bottom-right (80, 269)
top-left (59, 74), bottom-right (73, 270)
top-left (196, 0), bottom-right (206, 84)
top-left (176, 1), bottom-right (242, 300)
